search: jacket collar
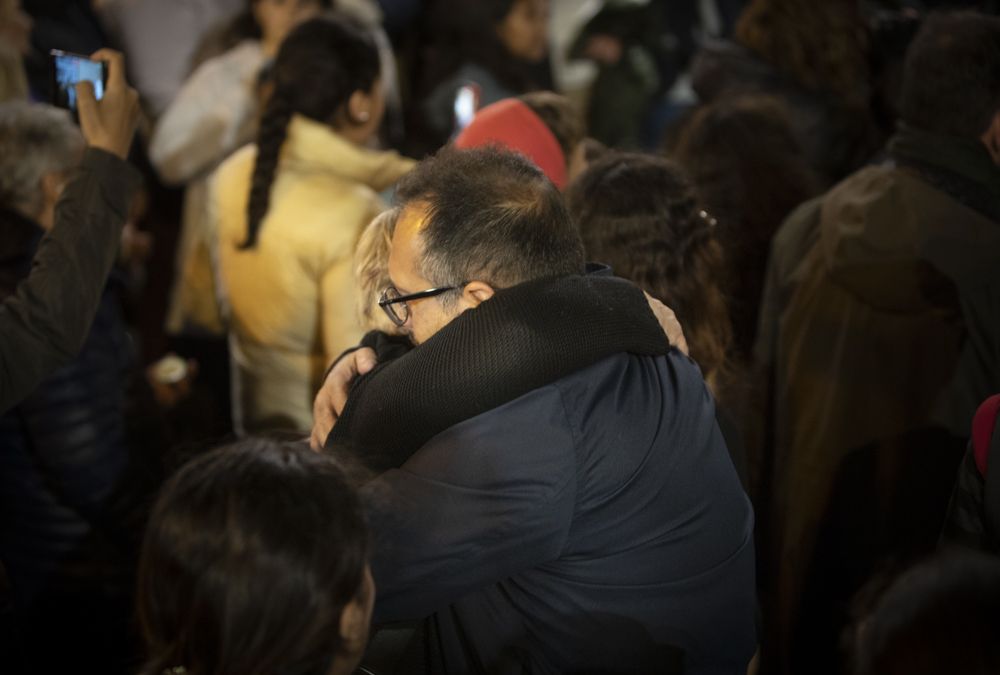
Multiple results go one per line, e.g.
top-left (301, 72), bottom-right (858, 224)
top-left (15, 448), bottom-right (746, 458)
top-left (888, 123), bottom-right (1000, 219)
top-left (281, 114), bottom-right (414, 192)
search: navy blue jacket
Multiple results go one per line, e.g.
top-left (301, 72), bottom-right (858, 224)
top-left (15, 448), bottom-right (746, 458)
top-left (363, 350), bottom-right (757, 674)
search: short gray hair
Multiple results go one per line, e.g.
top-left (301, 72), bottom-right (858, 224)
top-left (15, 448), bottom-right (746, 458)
top-left (0, 101), bottom-right (85, 215)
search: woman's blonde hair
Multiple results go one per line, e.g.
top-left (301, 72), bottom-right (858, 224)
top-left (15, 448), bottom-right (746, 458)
top-left (354, 208), bottom-right (402, 334)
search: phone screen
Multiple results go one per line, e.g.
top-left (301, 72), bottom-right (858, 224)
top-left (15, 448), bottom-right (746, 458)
top-left (50, 50), bottom-right (106, 112)
top-left (453, 84), bottom-right (479, 133)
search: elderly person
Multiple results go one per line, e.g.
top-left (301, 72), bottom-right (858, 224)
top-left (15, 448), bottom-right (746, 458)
top-left (0, 52), bottom-right (144, 674)
top-left (0, 49), bottom-right (140, 409)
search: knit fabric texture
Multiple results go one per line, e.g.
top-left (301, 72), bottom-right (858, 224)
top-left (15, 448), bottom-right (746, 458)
top-left (326, 273), bottom-right (672, 471)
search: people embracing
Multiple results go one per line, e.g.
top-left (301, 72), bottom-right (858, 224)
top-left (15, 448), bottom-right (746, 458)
top-left (316, 146), bottom-right (757, 674)
top-left (9, 4), bottom-right (1000, 675)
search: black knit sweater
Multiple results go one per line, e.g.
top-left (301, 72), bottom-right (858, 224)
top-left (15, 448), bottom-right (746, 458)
top-left (326, 271), bottom-right (672, 472)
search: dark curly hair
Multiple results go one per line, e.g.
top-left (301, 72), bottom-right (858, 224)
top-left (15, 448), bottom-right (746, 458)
top-left (735, 0), bottom-right (870, 104)
top-left (137, 438), bottom-right (370, 675)
top-left (567, 153), bottom-right (732, 388)
top-left (670, 95), bottom-right (820, 360)
top-left (240, 14), bottom-right (379, 249)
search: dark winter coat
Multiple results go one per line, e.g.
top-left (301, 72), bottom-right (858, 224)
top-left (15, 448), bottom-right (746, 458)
top-left (340, 273), bottom-right (757, 674)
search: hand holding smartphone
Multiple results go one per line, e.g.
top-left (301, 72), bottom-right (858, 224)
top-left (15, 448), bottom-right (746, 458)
top-left (49, 50), bottom-right (108, 113)
top-left (52, 49), bottom-right (141, 160)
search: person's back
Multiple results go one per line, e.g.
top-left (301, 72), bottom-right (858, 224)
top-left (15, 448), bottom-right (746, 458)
top-left (850, 552), bottom-right (1000, 675)
top-left (761, 12), bottom-right (1000, 674)
top-left (417, 0), bottom-right (552, 148)
top-left (367, 350), bottom-right (755, 673)
top-left (212, 15), bottom-right (413, 434)
top-left (325, 146), bottom-right (756, 673)
top-left (215, 126), bottom-right (406, 432)
top-left (0, 100), bottom-right (136, 674)
top-left (691, 0), bottom-right (877, 186)
top-left (670, 95), bottom-right (821, 364)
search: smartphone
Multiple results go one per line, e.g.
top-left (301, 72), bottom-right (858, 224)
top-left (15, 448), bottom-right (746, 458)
top-left (453, 84), bottom-right (480, 133)
top-left (49, 50), bottom-right (107, 113)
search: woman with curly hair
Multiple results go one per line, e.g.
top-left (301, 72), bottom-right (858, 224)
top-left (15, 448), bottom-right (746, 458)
top-left (567, 152), bottom-right (732, 393)
top-left (670, 94), bottom-right (821, 361)
top-left (691, 0), bottom-right (878, 185)
top-left (567, 152), bottom-right (747, 487)
top-left (211, 14), bottom-right (414, 435)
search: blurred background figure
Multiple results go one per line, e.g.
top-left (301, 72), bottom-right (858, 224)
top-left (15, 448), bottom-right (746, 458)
top-left (0, 0), bottom-right (31, 102)
top-left (691, 0), bottom-right (879, 186)
top-left (19, 0), bottom-right (107, 99)
top-left (669, 94), bottom-right (819, 368)
top-left (755, 10), bottom-right (1000, 674)
top-left (941, 393), bottom-right (1000, 554)
top-left (212, 14), bottom-right (413, 435)
top-left (149, 0), bottom-right (332, 341)
top-left (667, 95), bottom-right (821, 497)
top-left (143, 0), bottom-right (335, 442)
top-left (569, 0), bottom-right (746, 149)
top-left (0, 100), bottom-right (136, 675)
top-left (453, 92), bottom-right (586, 189)
top-left (94, 0), bottom-right (245, 117)
top-left (412, 0), bottom-right (553, 151)
top-left (850, 552), bottom-right (1000, 675)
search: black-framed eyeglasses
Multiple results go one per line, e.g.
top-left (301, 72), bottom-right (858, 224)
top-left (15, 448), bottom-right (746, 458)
top-left (378, 283), bottom-right (466, 327)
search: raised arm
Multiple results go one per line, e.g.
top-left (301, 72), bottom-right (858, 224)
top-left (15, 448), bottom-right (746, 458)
top-left (0, 50), bottom-right (140, 411)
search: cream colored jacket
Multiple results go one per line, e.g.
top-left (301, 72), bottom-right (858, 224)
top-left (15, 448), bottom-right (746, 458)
top-left (212, 115), bottom-right (415, 434)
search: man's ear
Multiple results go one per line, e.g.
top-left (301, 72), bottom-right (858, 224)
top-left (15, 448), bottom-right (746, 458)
top-left (460, 281), bottom-right (495, 309)
top-left (983, 111), bottom-right (1000, 164)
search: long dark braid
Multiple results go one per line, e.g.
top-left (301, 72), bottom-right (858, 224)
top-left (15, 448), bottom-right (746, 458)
top-left (241, 94), bottom-right (293, 249)
top-left (239, 14), bottom-right (380, 250)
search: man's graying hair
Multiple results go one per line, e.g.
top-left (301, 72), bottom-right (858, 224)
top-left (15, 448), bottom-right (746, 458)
top-left (0, 102), bottom-right (84, 216)
top-left (394, 146), bottom-right (585, 300)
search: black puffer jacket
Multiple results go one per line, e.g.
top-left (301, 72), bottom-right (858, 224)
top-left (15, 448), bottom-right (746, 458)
top-left (0, 206), bottom-right (133, 609)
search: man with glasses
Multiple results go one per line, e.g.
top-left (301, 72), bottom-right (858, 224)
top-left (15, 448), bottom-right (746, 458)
top-left (313, 146), bottom-right (756, 674)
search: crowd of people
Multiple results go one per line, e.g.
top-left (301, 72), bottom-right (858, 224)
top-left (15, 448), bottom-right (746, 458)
top-left (1, 0), bottom-right (999, 673)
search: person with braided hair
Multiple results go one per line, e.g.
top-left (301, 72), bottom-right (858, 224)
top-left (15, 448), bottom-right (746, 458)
top-left (150, 0), bottom-right (333, 338)
top-left (212, 14), bottom-right (414, 435)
